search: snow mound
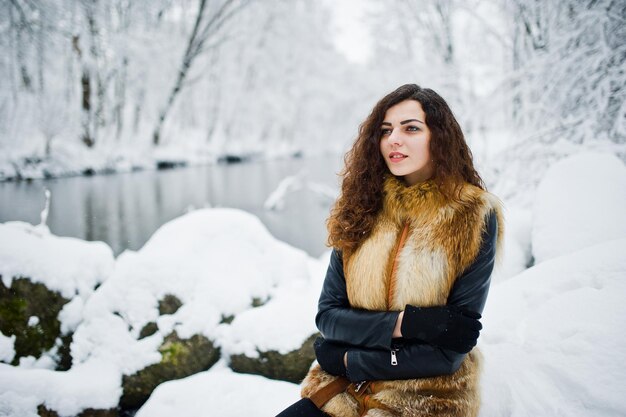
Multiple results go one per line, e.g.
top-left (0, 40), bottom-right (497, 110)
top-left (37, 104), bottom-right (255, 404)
top-left (0, 359), bottom-right (120, 417)
top-left (73, 208), bottom-right (313, 374)
top-left (480, 237), bottom-right (626, 417)
top-left (531, 152), bottom-right (626, 263)
top-left (0, 221), bottom-right (114, 299)
top-left (135, 362), bottom-right (300, 417)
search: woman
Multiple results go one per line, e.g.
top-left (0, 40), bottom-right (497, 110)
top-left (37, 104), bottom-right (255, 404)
top-left (277, 84), bottom-right (504, 417)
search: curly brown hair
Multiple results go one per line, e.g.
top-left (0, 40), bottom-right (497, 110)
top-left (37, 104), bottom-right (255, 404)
top-left (327, 84), bottom-right (486, 255)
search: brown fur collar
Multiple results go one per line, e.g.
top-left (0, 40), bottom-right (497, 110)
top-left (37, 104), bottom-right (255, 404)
top-left (345, 174), bottom-right (504, 311)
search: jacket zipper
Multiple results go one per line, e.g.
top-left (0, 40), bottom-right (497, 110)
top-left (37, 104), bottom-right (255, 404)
top-left (387, 221), bottom-right (410, 366)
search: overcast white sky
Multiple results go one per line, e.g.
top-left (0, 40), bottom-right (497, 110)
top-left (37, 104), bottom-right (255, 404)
top-left (324, 0), bottom-right (373, 64)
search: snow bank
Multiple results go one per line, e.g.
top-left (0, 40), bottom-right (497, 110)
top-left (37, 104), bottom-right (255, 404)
top-left (0, 359), bottom-right (120, 417)
top-left (135, 361), bottom-right (300, 417)
top-left (480, 237), bottom-right (626, 417)
top-left (0, 221), bottom-right (114, 299)
top-left (531, 152), bottom-right (626, 263)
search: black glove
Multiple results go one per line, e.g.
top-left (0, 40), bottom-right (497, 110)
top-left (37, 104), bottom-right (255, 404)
top-left (313, 337), bottom-right (348, 376)
top-left (400, 305), bottom-right (482, 353)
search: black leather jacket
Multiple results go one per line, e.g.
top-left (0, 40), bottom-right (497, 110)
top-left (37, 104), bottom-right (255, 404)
top-left (315, 212), bottom-right (498, 382)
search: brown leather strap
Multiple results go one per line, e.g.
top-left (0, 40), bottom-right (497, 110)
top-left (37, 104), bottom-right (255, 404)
top-left (308, 377), bottom-right (351, 409)
top-left (347, 381), bottom-right (394, 416)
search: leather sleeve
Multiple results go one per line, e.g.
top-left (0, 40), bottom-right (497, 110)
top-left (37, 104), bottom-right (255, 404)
top-left (315, 249), bottom-right (401, 350)
top-left (345, 211), bottom-right (499, 381)
top-left (346, 343), bottom-right (462, 382)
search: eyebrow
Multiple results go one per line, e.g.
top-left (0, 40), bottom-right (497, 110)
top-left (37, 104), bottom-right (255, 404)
top-left (381, 119), bottom-right (425, 126)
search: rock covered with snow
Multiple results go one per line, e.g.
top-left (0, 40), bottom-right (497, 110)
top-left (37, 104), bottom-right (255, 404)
top-left (221, 253), bottom-right (325, 382)
top-left (120, 331), bottom-right (220, 410)
top-left (69, 207), bottom-right (316, 409)
top-left (0, 208), bottom-right (322, 416)
top-left (0, 221), bottom-right (114, 368)
top-left (0, 221), bottom-right (114, 299)
top-left (531, 152), bottom-right (626, 263)
top-left (77, 207), bottom-right (311, 335)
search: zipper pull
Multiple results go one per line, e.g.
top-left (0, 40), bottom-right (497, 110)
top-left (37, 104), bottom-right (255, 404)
top-left (391, 349), bottom-right (398, 366)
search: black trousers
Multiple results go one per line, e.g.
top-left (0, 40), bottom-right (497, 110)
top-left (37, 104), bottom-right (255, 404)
top-left (276, 398), bottom-right (331, 417)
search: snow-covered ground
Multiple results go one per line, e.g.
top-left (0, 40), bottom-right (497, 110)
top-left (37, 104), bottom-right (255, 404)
top-left (1, 151), bottom-right (625, 417)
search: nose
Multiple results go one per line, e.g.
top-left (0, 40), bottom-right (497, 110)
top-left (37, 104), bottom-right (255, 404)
top-left (387, 127), bottom-right (402, 146)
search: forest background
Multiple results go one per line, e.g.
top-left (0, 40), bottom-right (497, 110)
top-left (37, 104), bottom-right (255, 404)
top-left (2, 0), bottom-right (624, 205)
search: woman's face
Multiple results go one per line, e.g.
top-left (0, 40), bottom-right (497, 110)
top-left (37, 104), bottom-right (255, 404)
top-left (379, 99), bottom-right (434, 185)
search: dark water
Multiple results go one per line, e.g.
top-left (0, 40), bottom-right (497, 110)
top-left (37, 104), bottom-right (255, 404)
top-left (0, 155), bottom-right (343, 257)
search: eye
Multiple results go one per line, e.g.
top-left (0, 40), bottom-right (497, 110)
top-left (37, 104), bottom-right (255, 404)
top-left (406, 125), bottom-right (420, 132)
top-left (380, 128), bottom-right (392, 136)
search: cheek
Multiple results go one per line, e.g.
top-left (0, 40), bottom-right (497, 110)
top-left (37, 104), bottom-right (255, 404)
top-left (422, 142), bottom-right (431, 157)
top-left (422, 135), bottom-right (432, 157)
top-left (379, 140), bottom-right (387, 154)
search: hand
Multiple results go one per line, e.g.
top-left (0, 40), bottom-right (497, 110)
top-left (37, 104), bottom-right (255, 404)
top-left (400, 305), bottom-right (482, 353)
top-left (313, 337), bottom-right (348, 376)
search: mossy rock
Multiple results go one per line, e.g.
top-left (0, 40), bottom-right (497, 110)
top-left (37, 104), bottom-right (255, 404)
top-left (251, 296), bottom-right (270, 308)
top-left (76, 408), bottom-right (118, 417)
top-left (0, 277), bottom-right (69, 365)
top-left (120, 331), bottom-right (220, 410)
top-left (230, 333), bottom-right (318, 384)
top-left (37, 404), bottom-right (57, 417)
top-left (158, 294), bottom-right (182, 315)
top-left (220, 314), bottom-right (235, 324)
top-left (38, 404), bottom-right (118, 417)
top-left (138, 321), bottom-right (158, 339)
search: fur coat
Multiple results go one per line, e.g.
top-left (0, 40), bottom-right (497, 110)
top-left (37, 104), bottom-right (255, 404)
top-left (301, 174), bottom-right (505, 417)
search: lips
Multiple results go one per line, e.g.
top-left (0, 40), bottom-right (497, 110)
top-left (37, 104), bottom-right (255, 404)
top-left (389, 152), bottom-right (408, 162)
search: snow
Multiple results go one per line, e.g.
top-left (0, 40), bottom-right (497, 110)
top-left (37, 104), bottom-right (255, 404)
top-left (217, 254), bottom-right (327, 357)
top-left (0, 332), bottom-right (15, 363)
top-left (70, 313), bottom-right (163, 376)
top-left (1, 150), bottom-right (626, 416)
top-left (264, 174), bottom-right (305, 211)
top-left (0, 359), bottom-right (120, 417)
top-left (480, 238), bottom-right (626, 417)
top-left (0, 221), bottom-right (114, 299)
top-left (491, 205), bottom-right (532, 283)
top-left (264, 172), bottom-right (338, 211)
top-left (17, 354), bottom-right (56, 370)
top-left (531, 152), bottom-right (626, 263)
top-left (135, 361), bottom-right (300, 417)
top-left (74, 208), bottom-right (313, 366)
